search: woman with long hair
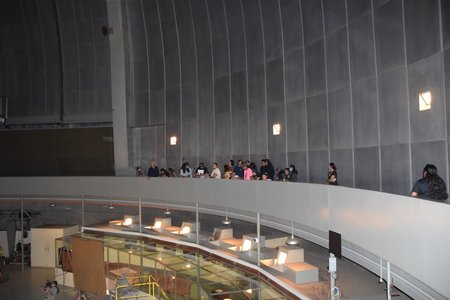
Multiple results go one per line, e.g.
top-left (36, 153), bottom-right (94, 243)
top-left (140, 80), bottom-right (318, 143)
top-left (411, 164), bottom-right (448, 201)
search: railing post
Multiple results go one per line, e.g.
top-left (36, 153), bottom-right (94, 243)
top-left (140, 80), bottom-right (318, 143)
top-left (20, 194), bottom-right (24, 272)
top-left (81, 195), bottom-right (85, 228)
top-left (379, 257), bottom-right (383, 283)
top-left (139, 197), bottom-right (142, 233)
top-left (196, 203), bottom-right (199, 245)
top-left (257, 212), bottom-right (260, 266)
top-left (387, 261), bottom-right (391, 300)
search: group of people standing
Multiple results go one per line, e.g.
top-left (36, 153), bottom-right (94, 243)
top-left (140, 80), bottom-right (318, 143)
top-left (142, 159), bottom-right (299, 182)
top-left (140, 159), bottom-right (448, 202)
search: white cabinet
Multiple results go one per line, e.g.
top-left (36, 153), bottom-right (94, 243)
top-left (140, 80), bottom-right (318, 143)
top-left (30, 225), bottom-right (79, 268)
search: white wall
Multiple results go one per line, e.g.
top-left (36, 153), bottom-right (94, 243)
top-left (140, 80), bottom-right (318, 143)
top-left (0, 177), bottom-right (448, 299)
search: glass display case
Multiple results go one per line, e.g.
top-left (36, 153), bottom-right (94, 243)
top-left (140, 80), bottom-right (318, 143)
top-left (62, 232), bottom-right (291, 300)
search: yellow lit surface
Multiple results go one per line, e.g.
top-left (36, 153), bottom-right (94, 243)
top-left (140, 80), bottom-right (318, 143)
top-left (273, 123), bottom-right (281, 135)
top-left (419, 91), bottom-right (432, 111)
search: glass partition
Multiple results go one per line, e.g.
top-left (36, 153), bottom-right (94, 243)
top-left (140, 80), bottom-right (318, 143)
top-left (74, 231), bottom-right (289, 300)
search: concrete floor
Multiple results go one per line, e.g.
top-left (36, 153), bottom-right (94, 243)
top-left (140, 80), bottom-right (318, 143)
top-left (291, 239), bottom-right (411, 300)
top-left (0, 264), bottom-right (108, 300)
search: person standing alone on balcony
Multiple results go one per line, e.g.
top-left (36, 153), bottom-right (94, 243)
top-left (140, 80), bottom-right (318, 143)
top-left (147, 160), bottom-right (160, 178)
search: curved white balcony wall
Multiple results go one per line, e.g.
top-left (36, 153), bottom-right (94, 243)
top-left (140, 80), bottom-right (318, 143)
top-left (0, 177), bottom-right (449, 299)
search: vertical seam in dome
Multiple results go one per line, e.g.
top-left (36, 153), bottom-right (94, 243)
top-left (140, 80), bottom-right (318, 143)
top-left (258, 0), bottom-right (269, 158)
top-left (34, 0), bottom-right (48, 115)
top-left (18, 0), bottom-right (33, 116)
top-left (139, 0), bottom-right (151, 125)
top-left (278, 0), bottom-right (288, 167)
top-left (438, 0), bottom-right (449, 183)
top-left (371, 0), bottom-right (383, 191)
top-left (86, 1), bottom-right (98, 114)
top-left (205, 0), bottom-right (216, 162)
top-left (239, 0), bottom-right (251, 161)
top-left (188, 0), bottom-right (199, 166)
top-left (401, 0), bottom-right (413, 188)
top-left (70, 0), bottom-right (81, 114)
top-left (222, 0), bottom-right (233, 160)
top-left (320, 0), bottom-right (331, 164)
top-left (298, 0), bottom-right (309, 182)
top-left (344, 0), bottom-right (356, 187)
top-left (155, 0), bottom-right (167, 165)
top-left (125, 1), bottom-right (136, 127)
top-left (172, 0), bottom-right (183, 165)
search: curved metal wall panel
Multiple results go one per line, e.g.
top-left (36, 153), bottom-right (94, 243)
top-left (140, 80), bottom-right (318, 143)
top-left (0, 0), bottom-right (112, 124)
top-left (125, 0), bottom-right (450, 197)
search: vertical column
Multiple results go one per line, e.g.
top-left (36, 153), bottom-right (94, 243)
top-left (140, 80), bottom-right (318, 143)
top-left (106, 0), bottom-right (129, 175)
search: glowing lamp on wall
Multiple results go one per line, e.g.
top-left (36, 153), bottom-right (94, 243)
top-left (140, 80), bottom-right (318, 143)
top-left (419, 91), bottom-right (432, 111)
top-left (170, 136), bottom-right (177, 145)
top-left (272, 123), bottom-right (281, 135)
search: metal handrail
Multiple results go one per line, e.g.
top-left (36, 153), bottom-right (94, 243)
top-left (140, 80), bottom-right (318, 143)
top-left (115, 275), bottom-right (169, 300)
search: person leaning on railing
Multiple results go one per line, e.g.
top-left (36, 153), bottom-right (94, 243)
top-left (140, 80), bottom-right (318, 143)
top-left (410, 164), bottom-right (448, 202)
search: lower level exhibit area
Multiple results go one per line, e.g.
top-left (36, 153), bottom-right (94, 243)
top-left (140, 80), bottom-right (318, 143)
top-left (13, 208), bottom-right (411, 300)
top-left (51, 229), bottom-right (302, 300)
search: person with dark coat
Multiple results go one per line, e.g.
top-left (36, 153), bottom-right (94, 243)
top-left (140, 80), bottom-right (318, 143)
top-left (411, 164), bottom-right (448, 201)
top-left (147, 160), bottom-right (160, 177)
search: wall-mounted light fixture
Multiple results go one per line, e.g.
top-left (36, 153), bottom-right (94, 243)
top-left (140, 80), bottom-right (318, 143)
top-left (273, 123), bottom-right (281, 135)
top-left (170, 136), bottom-right (177, 145)
top-left (419, 91), bottom-right (432, 111)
